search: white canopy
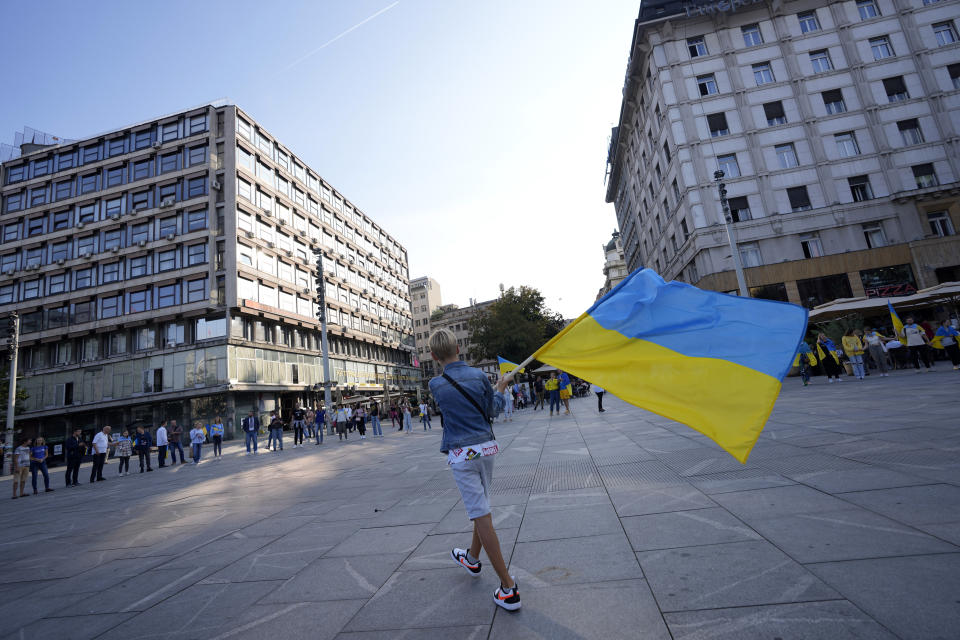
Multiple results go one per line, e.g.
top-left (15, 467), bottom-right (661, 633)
top-left (808, 281), bottom-right (960, 322)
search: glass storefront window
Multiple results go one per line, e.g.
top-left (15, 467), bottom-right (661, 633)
top-left (749, 283), bottom-right (789, 302)
top-left (860, 264), bottom-right (917, 298)
top-left (796, 273), bottom-right (853, 308)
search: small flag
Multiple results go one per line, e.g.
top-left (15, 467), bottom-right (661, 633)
top-left (497, 356), bottom-right (525, 376)
top-left (531, 269), bottom-right (807, 463)
top-left (888, 301), bottom-right (904, 341)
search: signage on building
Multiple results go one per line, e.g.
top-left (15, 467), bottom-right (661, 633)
top-left (54, 444), bottom-right (62, 455)
top-left (684, 0), bottom-right (765, 18)
top-left (864, 283), bottom-right (917, 298)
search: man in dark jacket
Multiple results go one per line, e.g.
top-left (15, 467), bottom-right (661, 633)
top-left (64, 428), bottom-right (84, 487)
top-left (269, 412), bottom-right (284, 452)
top-left (134, 426), bottom-right (153, 472)
top-left (242, 410), bottom-right (260, 454)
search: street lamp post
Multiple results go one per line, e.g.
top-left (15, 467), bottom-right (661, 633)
top-left (3, 313), bottom-right (18, 476)
top-left (714, 170), bottom-right (750, 297)
top-left (312, 249), bottom-right (333, 417)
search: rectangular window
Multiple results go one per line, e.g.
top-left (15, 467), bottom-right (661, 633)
top-left (73, 301), bottom-right (94, 324)
top-left (128, 289), bottom-right (150, 314)
top-left (186, 277), bottom-right (208, 303)
top-left (697, 74), bottom-right (718, 96)
top-left (680, 218), bottom-right (690, 239)
top-left (0, 285), bottom-right (13, 304)
top-left (185, 209), bottom-right (207, 232)
top-left (800, 233), bottom-right (823, 258)
top-left (76, 235), bottom-right (96, 257)
top-left (159, 152), bottom-right (179, 174)
top-left (134, 129), bottom-right (153, 150)
top-left (739, 241), bottom-right (762, 267)
top-left (130, 222), bottom-right (150, 244)
top-left (809, 49), bottom-right (833, 73)
top-left (186, 243), bottom-right (207, 265)
top-left (101, 262), bottom-right (120, 283)
top-left (157, 249), bottom-right (177, 271)
top-left (187, 145), bottom-right (206, 167)
top-left (928, 211), bottom-right (955, 237)
top-left (848, 175), bottom-right (874, 201)
top-left (835, 131), bottom-right (860, 157)
top-left (48, 273), bottom-right (67, 294)
top-left (742, 23), bottom-right (763, 47)
top-left (157, 284), bottom-right (178, 308)
top-left (27, 217), bottom-right (44, 237)
top-left (728, 196), bottom-right (751, 222)
top-left (23, 279), bottom-right (41, 299)
top-left (52, 210), bottom-right (70, 230)
top-left (104, 198), bottom-right (122, 217)
top-left (822, 89), bottom-right (846, 114)
top-left (898, 119), bottom-right (924, 145)
top-left (882, 76), bottom-right (908, 103)
top-left (79, 172), bottom-right (99, 194)
top-left (857, 0), bottom-right (880, 19)
top-left (950, 64), bottom-right (960, 90)
top-left (100, 295), bottom-right (122, 319)
top-left (106, 166), bottom-right (124, 188)
top-left (763, 101), bottom-right (786, 126)
top-left (707, 112), bottom-right (729, 137)
top-left (54, 180), bottom-right (73, 201)
top-left (717, 154), bottom-right (740, 177)
top-left (787, 186), bottom-right (812, 211)
top-left (161, 121), bottom-right (179, 142)
top-left (4, 192), bottom-right (24, 213)
top-left (862, 222), bottom-right (886, 248)
top-left (798, 11), bottom-right (820, 33)
top-left (131, 190), bottom-right (150, 211)
top-left (81, 144), bottom-right (101, 164)
top-left (29, 186), bottom-right (46, 207)
top-left (776, 143), bottom-right (799, 168)
top-left (129, 255), bottom-right (149, 278)
top-left (132, 159), bottom-right (151, 181)
top-left (107, 137), bottom-right (126, 157)
top-left (5, 164), bottom-right (26, 184)
top-left (687, 36), bottom-right (707, 57)
top-left (870, 36), bottom-right (894, 60)
top-left (136, 327), bottom-right (155, 351)
top-left (933, 21), bottom-right (958, 46)
top-left (188, 114), bottom-right (208, 135)
top-left (237, 118), bottom-right (253, 141)
top-left (187, 176), bottom-right (206, 198)
top-left (237, 178), bottom-right (252, 202)
top-left (753, 62), bottom-right (774, 85)
top-left (158, 182), bottom-right (177, 204)
top-left (50, 242), bottom-right (70, 262)
top-left (912, 163), bottom-right (938, 188)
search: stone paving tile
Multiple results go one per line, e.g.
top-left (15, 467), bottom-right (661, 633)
top-left (608, 484), bottom-right (716, 517)
top-left (217, 599), bottom-right (366, 640)
top-left (621, 507), bottom-right (762, 551)
top-left (837, 484), bottom-right (960, 526)
top-left (336, 625), bottom-right (489, 639)
top-left (401, 529), bottom-right (519, 571)
top-left (509, 533), bottom-right (643, 585)
top-left (517, 504), bottom-right (622, 542)
top-left (325, 523), bottom-right (433, 557)
top-left (790, 467), bottom-right (932, 493)
top-left (1, 612), bottom-right (137, 640)
top-left (259, 553), bottom-right (406, 603)
top-left (710, 484), bottom-right (851, 520)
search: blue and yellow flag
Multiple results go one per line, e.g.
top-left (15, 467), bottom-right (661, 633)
top-left (888, 301), bottom-right (904, 340)
top-left (532, 269), bottom-right (807, 463)
top-left (497, 356), bottom-right (525, 376)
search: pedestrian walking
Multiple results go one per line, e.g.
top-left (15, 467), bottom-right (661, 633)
top-left (242, 410), bottom-right (260, 454)
top-left (90, 426), bottom-right (111, 482)
top-left (292, 405), bottom-right (306, 448)
top-left (29, 437), bottom-right (53, 494)
top-left (210, 417), bottom-right (224, 457)
top-left (816, 333), bottom-right (843, 383)
top-left (356, 406), bottom-right (367, 439)
top-left (402, 402), bottom-right (413, 433)
top-left (390, 405), bottom-right (400, 429)
top-left (156, 421), bottom-right (169, 467)
top-left (545, 372), bottom-right (561, 415)
top-left (268, 412), bottom-right (284, 451)
top-left (419, 401), bottom-right (432, 429)
top-left (190, 422), bottom-right (205, 463)
top-left (12, 437), bottom-right (32, 499)
top-left (336, 405), bottom-right (348, 440)
top-left (115, 430), bottom-right (132, 476)
top-left (501, 386), bottom-right (513, 422)
top-left (842, 329), bottom-right (866, 380)
top-left (314, 407), bottom-right (325, 444)
top-left (168, 420), bottom-right (186, 464)
top-left (592, 383), bottom-right (606, 412)
top-left (134, 426), bottom-right (153, 472)
top-left (863, 327), bottom-right (890, 377)
top-left (558, 371), bottom-right (572, 415)
top-left (64, 428), bottom-right (84, 487)
top-left (533, 376), bottom-right (545, 410)
top-left (426, 329), bottom-right (519, 611)
top-left (935, 320), bottom-right (960, 370)
top-left (901, 316), bottom-right (933, 372)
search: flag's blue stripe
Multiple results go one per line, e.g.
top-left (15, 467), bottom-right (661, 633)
top-left (587, 269), bottom-right (808, 380)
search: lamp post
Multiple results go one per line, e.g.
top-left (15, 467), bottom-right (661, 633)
top-left (3, 313), bottom-right (18, 475)
top-left (312, 248), bottom-right (333, 416)
top-left (714, 170), bottom-right (750, 297)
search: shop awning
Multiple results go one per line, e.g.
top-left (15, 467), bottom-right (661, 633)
top-left (808, 281), bottom-right (960, 322)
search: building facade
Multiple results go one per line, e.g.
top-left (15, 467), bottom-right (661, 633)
top-left (0, 102), bottom-right (417, 445)
top-left (409, 276), bottom-right (442, 380)
top-left (606, 0), bottom-right (960, 307)
top-left (424, 299), bottom-right (498, 381)
top-left (597, 230), bottom-right (629, 299)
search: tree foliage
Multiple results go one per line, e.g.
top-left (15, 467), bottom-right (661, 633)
top-left (468, 286), bottom-right (565, 364)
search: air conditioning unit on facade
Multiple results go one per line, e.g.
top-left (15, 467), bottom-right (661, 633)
top-left (244, 231), bottom-right (255, 238)
top-left (160, 198), bottom-right (175, 208)
top-left (81, 252), bottom-right (91, 259)
top-left (211, 180), bottom-right (221, 190)
top-left (165, 234), bottom-right (175, 241)
top-left (138, 240), bottom-right (147, 248)
top-left (267, 241), bottom-right (275, 248)
top-left (302, 287), bottom-right (310, 294)
top-left (285, 249), bottom-right (292, 257)
top-left (111, 246), bottom-right (120, 253)
top-left (76, 222), bottom-right (85, 229)
top-left (262, 208), bottom-right (272, 216)
top-left (56, 258), bottom-right (65, 265)
top-left (3, 269), bottom-right (13, 276)
top-left (110, 214), bottom-right (120, 221)
top-left (152, 142), bottom-right (163, 149)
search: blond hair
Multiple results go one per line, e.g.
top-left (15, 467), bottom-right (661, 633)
top-left (429, 328), bottom-right (458, 360)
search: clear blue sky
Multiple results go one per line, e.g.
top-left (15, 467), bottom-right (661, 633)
top-left (0, 0), bottom-right (639, 317)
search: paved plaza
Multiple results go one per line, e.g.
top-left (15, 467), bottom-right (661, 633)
top-left (1, 370), bottom-right (958, 640)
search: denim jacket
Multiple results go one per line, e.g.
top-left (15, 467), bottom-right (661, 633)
top-left (429, 361), bottom-right (505, 453)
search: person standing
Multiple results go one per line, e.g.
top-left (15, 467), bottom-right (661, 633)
top-left (545, 372), bottom-right (560, 416)
top-left (210, 417), bottom-right (224, 457)
top-left (336, 405), bottom-right (349, 440)
top-left (501, 386), bottom-right (513, 422)
top-left (390, 405), bottom-right (400, 430)
top-left (29, 437), bottom-right (53, 494)
top-left (314, 407), bottom-right (325, 445)
top-left (533, 376), bottom-right (545, 411)
top-left (90, 426), bottom-right (111, 483)
top-left (134, 426), bottom-right (153, 473)
top-left (402, 402), bottom-right (413, 433)
top-left (242, 410), bottom-right (259, 454)
top-left (168, 420), bottom-right (186, 464)
top-left (155, 421), bottom-right (168, 468)
top-left (11, 437), bottom-right (31, 499)
top-left (292, 405), bottom-right (306, 448)
top-left (419, 401), bottom-right (432, 430)
top-left (558, 371), bottom-right (572, 415)
top-left (190, 422), bottom-right (205, 464)
top-left (115, 430), bottom-right (132, 476)
top-left (356, 406), bottom-right (367, 439)
top-left (370, 402), bottom-right (382, 437)
top-left (64, 428), bottom-right (84, 487)
top-left (935, 320), bottom-right (960, 370)
top-left (862, 327), bottom-right (890, 377)
top-left (816, 334), bottom-right (843, 383)
top-left (592, 383), bottom-right (606, 412)
top-left (901, 316), bottom-right (933, 372)
top-left (305, 408), bottom-right (316, 441)
top-left (268, 412), bottom-right (284, 451)
top-left (842, 329), bottom-right (866, 380)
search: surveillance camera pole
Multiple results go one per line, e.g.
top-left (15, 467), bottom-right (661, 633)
top-left (714, 170), bottom-right (750, 297)
top-left (4, 313), bottom-right (19, 475)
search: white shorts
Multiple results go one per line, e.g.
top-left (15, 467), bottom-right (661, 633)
top-left (450, 455), bottom-right (495, 520)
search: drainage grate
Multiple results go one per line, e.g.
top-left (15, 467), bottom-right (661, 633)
top-left (753, 453), bottom-right (868, 475)
top-left (531, 460), bottom-right (602, 493)
top-left (850, 449), bottom-right (960, 469)
top-left (598, 461), bottom-right (684, 488)
top-left (593, 452), bottom-right (656, 467)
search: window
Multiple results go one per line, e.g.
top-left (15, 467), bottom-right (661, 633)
top-left (800, 233), bottom-right (823, 258)
top-left (106, 166), bottom-right (124, 188)
top-left (950, 64), bottom-right (960, 90)
top-left (0, 285), bottom-right (13, 304)
top-left (237, 118), bottom-right (253, 141)
top-left (775, 143), bottom-right (799, 168)
top-left (136, 327), bottom-right (156, 351)
top-left (23, 279), bottom-right (41, 299)
top-left (848, 175), bottom-right (874, 201)
top-left (742, 23), bottom-right (763, 47)
top-left (187, 243), bottom-right (207, 265)
top-left (104, 198), bottom-right (122, 217)
top-left (134, 129), bottom-right (153, 150)
top-left (822, 89), bottom-right (846, 114)
top-left (157, 249), bottom-right (177, 271)
top-left (33, 157), bottom-right (51, 177)
top-left (186, 176), bottom-right (206, 198)
top-left (161, 121), bottom-right (179, 142)
top-left (48, 273), bottom-right (67, 295)
top-left (159, 152), bottom-right (179, 174)
top-left (52, 210), bottom-right (70, 231)
top-left (787, 186), bottom-right (812, 211)
top-left (739, 242), bottom-right (762, 267)
top-left (835, 131), bottom-right (860, 157)
top-left (717, 154), bottom-right (740, 177)
top-left (857, 0), bottom-right (880, 19)
top-left (809, 49), bottom-right (833, 73)
top-left (73, 301), bottom-right (94, 325)
top-left (131, 190), bottom-right (150, 211)
top-left (79, 173), bottom-right (99, 194)
top-left (870, 36), bottom-right (894, 60)
top-left (185, 209), bottom-right (207, 232)
top-left (101, 262), bottom-right (120, 283)
top-left (196, 316), bottom-right (226, 339)
top-left (687, 36), bottom-right (707, 57)
top-left (188, 114), bottom-right (207, 135)
top-left (728, 197), bottom-right (751, 222)
top-left (238, 178), bottom-right (252, 202)
top-left (663, 142), bottom-right (672, 164)
top-left (76, 235), bottom-right (95, 256)
top-left (707, 112), bottom-right (729, 137)
top-left (186, 278), bottom-right (208, 303)
top-left (187, 145), bottom-right (206, 167)
top-left (107, 137), bottom-right (126, 157)
top-left (132, 159), bottom-right (152, 181)
top-left (753, 62), bottom-right (774, 85)
top-left (697, 74), bottom-right (718, 96)
top-left (158, 182), bottom-right (177, 204)
top-left (5, 164), bottom-right (25, 184)
top-left (912, 163), bottom-right (938, 188)
top-left (130, 222), bottom-right (150, 244)
top-left (157, 284), bottom-right (178, 308)
top-left (798, 11), bottom-right (820, 33)
top-left (898, 119), bottom-right (924, 145)
top-left (933, 21), bottom-right (958, 46)
top-left (877, 77), bottom-right (909, 107)
top-left (680, 218), bottom-right (690, 240)
top-left (102, 229), bottom-right (122, 251)
top-left (75, 267), bottom-right (94, 289)
top-left (862, 222), bottom-right (886, 248)
top-left (128, 289), bottom-right (150, 314)
top-left (101, 295), bottom-right (122, 319)
top-left (928, 211), bottom-right (955, 237)
top-left (81, 144), bottom-right (100, 165)
top-left (54, 180), bottom-right (72, 201)
top-left (129, 255), bottom-right (149, 278)
top-left (50, 242), bottom-right (70, 261)
top-left (158, 217), bottom-right (177, 237)
top-left (763, 101), bottom-right (786, 125)
top-left (27, 217), bottom-right (44, 237)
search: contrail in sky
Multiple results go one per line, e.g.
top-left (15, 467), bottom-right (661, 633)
top-left (284, 1), bottom-right (400, 71)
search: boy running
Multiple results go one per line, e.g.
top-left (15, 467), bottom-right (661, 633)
top-left (428, 329), bottom-right (520, 611)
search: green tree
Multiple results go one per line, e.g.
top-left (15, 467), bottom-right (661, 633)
top-left (468, 286), bottom-right (565, 364)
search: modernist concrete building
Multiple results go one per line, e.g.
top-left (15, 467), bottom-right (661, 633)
top-left (597, 230), bottom-right (630, 300)
top-left (606, 0), bottom-right (960, 307)
top-left (0, 102), bottom-right (417, 445)
top-left (409, 276), bottom-right (442, 380)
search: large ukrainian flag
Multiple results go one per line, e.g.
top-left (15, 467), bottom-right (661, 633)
top-left (532, 269), bottom-right (807, 463)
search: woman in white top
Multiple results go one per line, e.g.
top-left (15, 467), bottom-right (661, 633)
top-left (501, 386), bottom-right (514, 422)
top-left (862, 327), bottom-right (890, 377)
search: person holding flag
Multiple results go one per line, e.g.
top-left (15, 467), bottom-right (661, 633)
top-left (901, 314), bottom-right (933, 372)
top-left (793, 341), bottom-right (816, 386)
top-left (934, 320), bottom-right (960, 370)
top-left (842, 329), bottom-right (866, 380)
top-left (816, 333), bottom-right (843, 383)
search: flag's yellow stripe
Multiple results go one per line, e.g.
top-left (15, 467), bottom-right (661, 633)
top-left (535, 315), bottom-right (780, 463)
